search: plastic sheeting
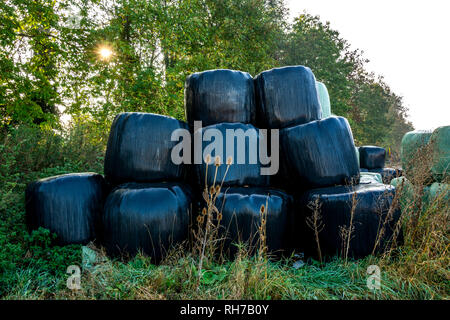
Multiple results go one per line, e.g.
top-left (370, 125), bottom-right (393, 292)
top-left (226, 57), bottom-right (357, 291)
top-left (401, 130), bottom-right (432, 174)
top-left (184, 69), bottom-right (255, 129)
top-left (355, 146), bottom-right (360, 168)
top-left (428, 182), bottom-right (449, 201)
top-left (254, 66), bottom-right (321, 128)
top-left (316, 81), bottom-right (331, 118)
top-left (298, 183), bottom-right (401, 259)
top-left (206, 187), bottom-right (292, 257)
top-left (369, 168), bottom-right (402, 184)
top-left (430, 125), bottom-right (450, 182)
top-left (280, 116), bottom-right (360, 189)
top-left (391, 177), bottom-right (449, 210)
top-left (359, 146), bottom-right (386, 169)
top-left (194, 123), bottom-right (270, 188)
top-left (25, 173), bottom-right (107, 245)
top-left (104, 112), bottom-right (188, 185)
top-left (102, 182), bottom-right (192, 261)
top-left (359, 172), bottom-right (383, 184)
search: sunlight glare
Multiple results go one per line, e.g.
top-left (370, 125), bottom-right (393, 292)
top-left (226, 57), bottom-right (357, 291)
top-left (98, 45), bottom-right (113, 61)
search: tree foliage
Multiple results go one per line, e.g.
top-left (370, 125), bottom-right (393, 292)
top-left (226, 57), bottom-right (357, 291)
top-left (0, 1), bottom-right (413, 148)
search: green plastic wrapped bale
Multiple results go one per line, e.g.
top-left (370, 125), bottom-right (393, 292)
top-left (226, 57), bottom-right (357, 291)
top-left (391, 177), bottom-right (414, 195)
top-left (428, 182), bottom-right (449, 202)
top-left (355, 146), bottom-right (360, 167)
top-left (360, 172), bottom-right (383, 184)
top-left (390, 178), bottom-right (448, 212)
top-left (401, 130), bottom-right (432, 175)
top-left (430, 125), bottom-right (450, 182)
top-left (390, 177), bottom-right (415, 211)
top-left (316, 81), bottom-right (331, 118)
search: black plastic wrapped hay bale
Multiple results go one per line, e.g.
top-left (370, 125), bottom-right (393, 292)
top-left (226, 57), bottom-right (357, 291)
top-left (369, 168), bottom-right (402, 184)
top-left (280, 116), bottom-right (360, 189)
top-left (102, 182), bottom-right (192, 261)
top-left (104, 112), bottom-right (188, 185)
top-left (200, 187), bottom-right (292, 257)
top-left (193, 122), bottom-right (270, 188)
top-left (359, 146), bottom-right (386, 169)
top-left (298, 183), bottom-right (402, 259)
top-left (25, 173), bottom-right (107, 245)
top-left (185, 69), bottom-right (255, 129)
top-left (254, 65), bottom-right (321, 129)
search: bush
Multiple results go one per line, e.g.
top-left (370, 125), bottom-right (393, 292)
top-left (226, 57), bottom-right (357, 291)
top-left (0, 119), bottom-right (105, 297)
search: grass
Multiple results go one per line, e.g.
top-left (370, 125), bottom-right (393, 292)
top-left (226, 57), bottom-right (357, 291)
top-left (3, 249), bottom-right (447, 300)
top-left (0, 123), bottom-right (448, 300)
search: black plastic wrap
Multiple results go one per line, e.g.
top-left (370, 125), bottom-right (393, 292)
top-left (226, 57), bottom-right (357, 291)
top-left (102, 182), bottom-right (192, 261)
top-left (104, 112), bottom-right (188, 185)
top-left (359, 146), bottom-right (386, 169)
top-left (185, 69), bottom-right (255, 129)
top-left (254, 65), bottom-right (321, 129)
top-left (280, 116), bottom-right (360, 189)
top-left (201, 187), bottom-right (292, 257)
top-left (297, 183), bottom-right (402, 259)
top-left (25, 173), bottom-right (107, 245)
top-left (369, 168), bottom-right (402, 184)
top-left (194, 123), bottom-right (270, 188)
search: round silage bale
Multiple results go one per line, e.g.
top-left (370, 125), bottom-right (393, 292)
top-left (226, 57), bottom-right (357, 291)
top-left (298, 183), bottom-right (402, 259)
top-left (254, 65), bottom-right (322, 129)
top-left (193, 122), bottom-right (271, 188)
top-left (401, 130), bottom-right (432, 176)
top-left (316, 81), bottom-right (332, 118)
top-left (104, 112), bottom-right (189, 185)
top-left (184, 69), bottom-right (255, 129)
top-left (102, 182), bottom-right (192, 261)
top-left (25, 173), bottom-right (107, 245)
top-left (369, 167), bottom-right (402, 184)
top-left (199, 187), bottom-right (293, 258)
top-left (430, 125), bottom-right (450, 182)
top-left (359, 146), bottom-right (386, 169)
top-left (280, 116), bottom-right (360, 189)
top-left (359, 171), bottom-right (383, 184)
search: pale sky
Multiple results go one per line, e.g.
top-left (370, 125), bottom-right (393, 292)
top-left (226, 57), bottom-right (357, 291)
top-left (286, 0), bottom-right (450, 130)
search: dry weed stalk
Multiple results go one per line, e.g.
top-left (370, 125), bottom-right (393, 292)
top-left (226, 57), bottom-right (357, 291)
top-left (378, 140), bottom-right (449, 283)
top-left (384, 177), bottom-right (406, 253)
top-left (193, 155), bottom-right (232, 288)
top-left (372, 186), bottom-right (401, 255)
top-left (258, 198), bottom-right (269, 283)
top-left (306, 197), bottom-right (324, 263)
top-left (339, 191), bottom-right (358, 262)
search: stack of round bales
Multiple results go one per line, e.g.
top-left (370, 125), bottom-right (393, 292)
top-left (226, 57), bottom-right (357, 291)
top-left (185, 69), bottom-right (292, 257)
top-left (358, 145), bottom-right (402, 184)
top-left (25, 65), bottom-right (407, 262)
top-left (26, 112), bottom-right (194, 263)
top-left (101, 112), bottom-right (193, 261)
top-left (400, 127), bottom-right (449, 182)
top-left (391, 126), bottom-right (449, 209)
top-left (254, 65), bottom-right (401, 258)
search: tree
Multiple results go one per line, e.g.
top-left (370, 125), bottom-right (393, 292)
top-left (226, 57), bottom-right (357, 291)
top-left (0, 0), bottom-right (61, 127)
top-left (283, 13), bottom-right (413, 150)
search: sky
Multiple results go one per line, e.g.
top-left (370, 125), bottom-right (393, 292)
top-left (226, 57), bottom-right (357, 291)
top-left (286, 0), bottom-right (450, 130)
